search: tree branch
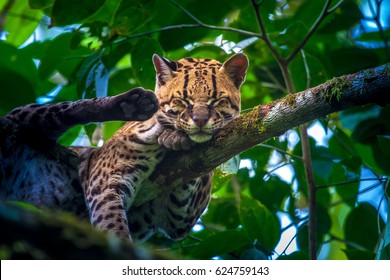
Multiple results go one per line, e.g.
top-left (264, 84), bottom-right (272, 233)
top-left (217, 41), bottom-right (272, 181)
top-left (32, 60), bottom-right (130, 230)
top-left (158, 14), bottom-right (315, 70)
top-left (133, 63), bottom-right (390, 206)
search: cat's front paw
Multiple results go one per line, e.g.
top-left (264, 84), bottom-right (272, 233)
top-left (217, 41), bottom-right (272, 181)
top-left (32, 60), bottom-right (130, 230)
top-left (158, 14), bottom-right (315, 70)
top-left (119, 88), bottom-right (158, 121)
top-left (157, 129), bottom-right (192, 151)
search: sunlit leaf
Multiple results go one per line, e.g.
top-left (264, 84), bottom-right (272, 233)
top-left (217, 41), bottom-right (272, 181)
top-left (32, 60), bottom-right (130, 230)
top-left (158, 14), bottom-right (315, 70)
top-left (102, 121), bottom-right (125, 141)
top-left (1, 0), bottom-right (41, 46)
top-left (58, 125), bottom-right (82, 146)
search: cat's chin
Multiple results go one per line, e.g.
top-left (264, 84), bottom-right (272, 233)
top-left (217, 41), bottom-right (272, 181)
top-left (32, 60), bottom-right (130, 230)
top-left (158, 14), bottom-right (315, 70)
top-left (189, 133), bottom-right (212, 143)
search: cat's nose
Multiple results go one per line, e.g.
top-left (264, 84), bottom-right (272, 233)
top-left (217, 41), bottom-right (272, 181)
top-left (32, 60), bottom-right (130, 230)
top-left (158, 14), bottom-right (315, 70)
top-left (192, 113), bottom-right (210, 128)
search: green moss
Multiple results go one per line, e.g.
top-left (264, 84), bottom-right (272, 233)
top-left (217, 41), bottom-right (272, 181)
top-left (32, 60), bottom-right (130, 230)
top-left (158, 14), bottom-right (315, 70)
top-left (284, 93), bottom-right (297, 107)
top-left (257, 123), bottom-right (266, 133)
top-left (236, 108), bottom-right (267, 135)
top-left (323, 76), bottom-right (352, 102)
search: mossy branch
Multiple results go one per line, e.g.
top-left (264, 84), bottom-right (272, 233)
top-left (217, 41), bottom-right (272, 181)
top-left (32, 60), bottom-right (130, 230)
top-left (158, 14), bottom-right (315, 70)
top-left (134, 63), bottom-right (390, 205)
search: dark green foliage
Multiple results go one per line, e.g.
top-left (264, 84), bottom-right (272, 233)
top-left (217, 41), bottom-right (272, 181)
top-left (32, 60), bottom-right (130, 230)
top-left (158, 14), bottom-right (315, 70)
top-left (0, 0), bottom-right (389, 260)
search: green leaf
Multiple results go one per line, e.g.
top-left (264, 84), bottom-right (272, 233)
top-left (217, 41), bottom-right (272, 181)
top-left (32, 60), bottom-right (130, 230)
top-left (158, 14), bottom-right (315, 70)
top-left (6, 201), bottom-right (41, 213)
top-left (39, 33), bottom-right (91, 81)
top-left (273, 21), bottom-right (308, 48)
top-left (219, 155), bottom-right (240, 175)
top-left (108, 68), bottom-right (137, 96)
top-left (190, 230), bottom-right (249, 259)
top-left (58, 125), bottom-right (82, 146)
top-left (131, 38), bottom-right (163, 90)
top-left (85, 0), bottom-right (122, 25)
top-left (54, 84), bottom-right (79, 102)
top-left (343, 249), bottom-right (376, 260)
top-left (326, 47), bottom-right (380, 77)
top-left (0, 42), bottom-right (39, 90)
top-left (202, 198), bottom-right (240, 230)
top-left (29, 0), bottom-right (54, 9)
top-left (289, 51), bottom-right (328, 92)
top-left (357, 30), bottom-right (390, 42)
top-left (377, 244), bottom-right (390, 260)
top-left (297, 205), bottom-right (331, 253)
top-left (340, 105), bottom-right (381, 131)
top-left (355, 143), bottom-right (387, 175)
top-left (277, 251), bottom-right (310, 260)
top-left (250, 174), bottom-right (290, 212)
top-left (83, 123), bottom-right (98, 143)
top-left (211, 169), bottom-right (232, 194)
top-left (328, 128), bottom-right (356, 159)
top-left (240, 248), bottom-right (268, 260)
top-left (1, 0), bottom-right (41, 46)
top-left (102, 121), bottom-right (125, 140)
top-left (112, 0), bottom-right (158, 35)
top-left (377, 135), bottom-right (390, 159)
top-left (344, 203), bottom-right (384, 252)
top-left (330, 163), bottom-right (359, 207)
top-left (0, 68), bottom-right (36, 115)
top-left (313, 159), bottom-right (334, 185)
top-left (102, 42), bottom-right (133, 70)
top-left (318, 0), bottom-right (362, 34)
top-left (376, 198), bottom-right (390, 260)
top-left (52, 0), bottom-right (106, 25)
top-left (239, 197), bottom-right (280, 251)
top-left (76, 52), bottom-right (101, 97)
top-left (352, 118), bottom-right (386, 145)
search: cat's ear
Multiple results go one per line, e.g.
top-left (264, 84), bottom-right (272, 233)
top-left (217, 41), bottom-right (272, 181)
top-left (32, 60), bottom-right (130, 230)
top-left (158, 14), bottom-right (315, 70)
top-left (220, 53), bottom-right (249, 88)
top-left (153, 54), bottom-right (177, 85)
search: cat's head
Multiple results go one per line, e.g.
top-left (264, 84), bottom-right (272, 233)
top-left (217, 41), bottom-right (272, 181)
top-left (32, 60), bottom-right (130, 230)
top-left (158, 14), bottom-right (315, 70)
top-left (153, 53), bottom-right (248, 143)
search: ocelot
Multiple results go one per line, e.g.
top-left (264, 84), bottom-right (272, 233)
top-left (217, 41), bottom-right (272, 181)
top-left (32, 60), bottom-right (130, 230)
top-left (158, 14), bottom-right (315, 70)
top-left (0, 53), bottom-right (248, 242)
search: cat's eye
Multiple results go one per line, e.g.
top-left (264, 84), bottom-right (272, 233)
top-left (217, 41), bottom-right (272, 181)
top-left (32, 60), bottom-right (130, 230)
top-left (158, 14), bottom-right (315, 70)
top-left (214, 98), bottom-right (230, 107)
top-left (171, 98), bottom-right (189, 111)
top-left (167, 109), bottom-right (178, 115)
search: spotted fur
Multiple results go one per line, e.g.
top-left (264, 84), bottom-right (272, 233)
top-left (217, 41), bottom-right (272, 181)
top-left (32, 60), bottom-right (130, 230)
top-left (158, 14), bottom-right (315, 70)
top-left (0, 54), bottom-right (248, 243)
top-left (0, 88), bottom-right (158, 215)
top-left (80, 53), bottom-right (248, 241)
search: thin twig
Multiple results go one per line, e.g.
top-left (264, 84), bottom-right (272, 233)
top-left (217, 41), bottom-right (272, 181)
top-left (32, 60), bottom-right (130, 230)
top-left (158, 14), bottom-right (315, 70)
top-left (377, 177), bottom-right (389, 236)
top-left (301, 49), bottom-right (311, 89)
top-left (286, 0), bottom-right (345, 63)
top-left (169, 0), bottom-right (263, 38)
top-left (317, 177), bottom-right (387, 189)
top-left (260, 66), bottom-right (287, 93)
top-left (329, 182), bottom-right (383, 207)
top-left (325, 233), bottom-right (369, 251)
top-left (300, 124), bottom-right (317, 260)
top-left (266, 162), bottom-right (291, 176)
top-left (258, 143), bottom-right (303, 160)
top-left (114, 24), bottom-right (201, 44)
top-left (250, 0), bottom-right (283, 62)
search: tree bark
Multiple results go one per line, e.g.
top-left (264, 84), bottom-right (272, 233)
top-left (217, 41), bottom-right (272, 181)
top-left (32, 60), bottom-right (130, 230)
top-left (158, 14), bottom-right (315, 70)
top-left (134, 63), bottom-right (390, 205)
